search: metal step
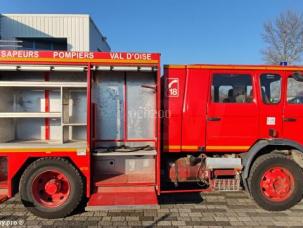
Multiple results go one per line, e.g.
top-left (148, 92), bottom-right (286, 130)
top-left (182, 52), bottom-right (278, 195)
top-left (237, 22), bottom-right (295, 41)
top-left (86, 186), bottom-right (158, 210)
top-left (213, 178), bottom-right (242, 192)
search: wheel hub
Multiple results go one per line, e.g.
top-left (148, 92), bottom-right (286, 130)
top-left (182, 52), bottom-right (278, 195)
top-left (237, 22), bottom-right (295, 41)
top-left (44, 179), bottom-right (61, 195)
top-left (32, 170), bottom-right (71, 208)
top-left (260, 167), bottom-right (294, 202)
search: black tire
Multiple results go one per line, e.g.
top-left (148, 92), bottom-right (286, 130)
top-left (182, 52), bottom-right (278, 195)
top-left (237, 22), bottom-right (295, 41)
top-left (19, 157), bottom-right (84, 218)
top-left (248, 153), bottom-right (303, 211)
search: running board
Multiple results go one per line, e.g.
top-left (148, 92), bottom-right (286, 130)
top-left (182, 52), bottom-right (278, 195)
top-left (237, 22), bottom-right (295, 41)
top-left (86, 186), bottom-right (158, 210)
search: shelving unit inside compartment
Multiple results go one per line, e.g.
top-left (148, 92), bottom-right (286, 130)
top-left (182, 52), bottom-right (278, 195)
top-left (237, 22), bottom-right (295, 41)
top-left (62, 88), bottom-right (87, 143)
top-left (0, 70), bottom-right (87, 146)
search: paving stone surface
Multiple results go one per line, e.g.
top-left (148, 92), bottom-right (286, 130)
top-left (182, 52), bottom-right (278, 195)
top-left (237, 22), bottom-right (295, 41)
top-left (0, 191), bottom-right (303, 227)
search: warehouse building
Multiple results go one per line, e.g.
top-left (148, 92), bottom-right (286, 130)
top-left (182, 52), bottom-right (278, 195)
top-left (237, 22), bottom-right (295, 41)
top-left (0, 14), bottom-right (110, 51)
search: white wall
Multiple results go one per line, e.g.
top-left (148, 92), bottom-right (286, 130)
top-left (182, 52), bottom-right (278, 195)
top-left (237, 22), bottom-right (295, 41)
top-left (0, 14), bottom-right (110, 51)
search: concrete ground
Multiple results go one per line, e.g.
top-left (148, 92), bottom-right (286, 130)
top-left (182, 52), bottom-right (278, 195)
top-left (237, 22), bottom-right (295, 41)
top-left (0, 191), bottom-right (303, 227)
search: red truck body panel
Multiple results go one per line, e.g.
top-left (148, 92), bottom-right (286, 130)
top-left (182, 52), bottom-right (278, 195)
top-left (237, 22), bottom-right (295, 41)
top-left (163, 67), bottom-right (208, 152)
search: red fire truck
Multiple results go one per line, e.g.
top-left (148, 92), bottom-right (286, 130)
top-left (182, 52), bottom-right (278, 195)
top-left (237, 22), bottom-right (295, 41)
top-left (0, 50), bottom-right (303, 218)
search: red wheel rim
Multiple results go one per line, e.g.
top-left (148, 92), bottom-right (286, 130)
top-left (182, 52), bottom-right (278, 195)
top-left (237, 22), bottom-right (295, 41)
top-left (32, 170), bottom-right (71, 208)
top-left (260, 166), bottom-right (295, 202)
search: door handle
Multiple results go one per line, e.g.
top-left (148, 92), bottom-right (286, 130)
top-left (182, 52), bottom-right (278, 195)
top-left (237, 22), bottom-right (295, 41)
top-left (283, 117), bottom-right (297, 122)
top-left (208, 117), bottom-right (221, 121)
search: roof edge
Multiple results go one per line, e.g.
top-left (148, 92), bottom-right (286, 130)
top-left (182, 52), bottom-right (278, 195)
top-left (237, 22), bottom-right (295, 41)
top-left (164, 64), bottom-right (303, 71)
top-left (1, 13), bottom-right (90, 17)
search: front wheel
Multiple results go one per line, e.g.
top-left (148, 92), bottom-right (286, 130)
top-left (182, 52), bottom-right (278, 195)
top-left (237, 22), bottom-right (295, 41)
top-left (20, 158), bottom-right (84, 218)
top-left (249, 153), bottom-right (303, 211)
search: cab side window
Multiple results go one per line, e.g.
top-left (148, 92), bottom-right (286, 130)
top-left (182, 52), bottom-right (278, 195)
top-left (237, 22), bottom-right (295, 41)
top-left (287, 76), bottom-right (303, 104)
top-left (260, 74), bottom-right (281, 104)
top-left (212, 74), bottom-right (253, 103)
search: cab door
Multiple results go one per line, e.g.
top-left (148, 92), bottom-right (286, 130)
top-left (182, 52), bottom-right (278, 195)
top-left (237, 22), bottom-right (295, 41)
top-left (283, 71), bottom-right (303, 145)
top-left (257, 72), bottom-right (284, 139)
top-left (206, 71), bottom-right (259, 152)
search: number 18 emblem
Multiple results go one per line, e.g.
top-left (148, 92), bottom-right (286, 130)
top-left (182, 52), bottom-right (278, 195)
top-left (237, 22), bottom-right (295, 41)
top-left (167, 78), bottom-right (179, 97)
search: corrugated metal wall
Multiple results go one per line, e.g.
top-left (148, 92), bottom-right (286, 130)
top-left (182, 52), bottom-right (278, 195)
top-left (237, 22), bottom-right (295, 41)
top-left (0, 14), bottom-right (110, 51)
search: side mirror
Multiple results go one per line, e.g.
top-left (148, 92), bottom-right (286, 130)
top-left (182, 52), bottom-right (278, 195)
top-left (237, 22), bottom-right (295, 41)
top-left (292, 72), bottom-right (303, 82)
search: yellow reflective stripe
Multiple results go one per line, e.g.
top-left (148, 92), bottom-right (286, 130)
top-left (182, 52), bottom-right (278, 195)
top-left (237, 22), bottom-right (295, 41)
top-left (0, 57), bottom-right (159, 64)
top-left (163, 145), bottom-right (180, 150)
top-left (206, 146), bottom-right (250, 150)
top-left (164, 145), bottom-right (199, 150)
top-left (164, 65), bottom-right (186, 69)
top-left (181, 146), bottom-right (199, 150)
top-left (164, 145), bottom-right (249, 151)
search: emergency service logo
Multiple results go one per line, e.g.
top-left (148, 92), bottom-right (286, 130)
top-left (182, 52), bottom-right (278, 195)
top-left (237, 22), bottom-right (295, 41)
top-left (167, 78), bottom-right (179, 97)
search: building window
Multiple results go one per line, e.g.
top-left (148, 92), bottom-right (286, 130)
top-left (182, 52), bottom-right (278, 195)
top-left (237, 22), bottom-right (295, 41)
top-left (212, 74), bottom-right (253, 103)
top-left (17, 38), bottom-right (67, 51)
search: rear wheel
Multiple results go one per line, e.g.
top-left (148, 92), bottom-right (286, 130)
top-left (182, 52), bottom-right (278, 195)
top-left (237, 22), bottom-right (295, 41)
top-left (20, 158), bottom-right (84, 218)
top-left (249, 153), bottom-right (303, 211)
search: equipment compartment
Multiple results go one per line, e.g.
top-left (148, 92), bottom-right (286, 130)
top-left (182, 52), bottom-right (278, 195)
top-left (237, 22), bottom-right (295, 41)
top-left (0, 69), bottom-right (87, 146)
top-left (93, 154), bottom-right (156, 185)
top-left (92, 69), bottom-right (158, 186)
top-left (93, 71), bottom-right (156, 148)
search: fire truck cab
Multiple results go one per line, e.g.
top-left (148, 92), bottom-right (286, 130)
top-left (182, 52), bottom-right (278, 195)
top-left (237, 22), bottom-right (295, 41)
top-left (163, 64), bottom-right (303, 211)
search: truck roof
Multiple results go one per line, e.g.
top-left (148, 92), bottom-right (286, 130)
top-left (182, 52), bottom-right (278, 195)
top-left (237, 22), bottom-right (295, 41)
top-left (164, 64), bottom-right (303, 71)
